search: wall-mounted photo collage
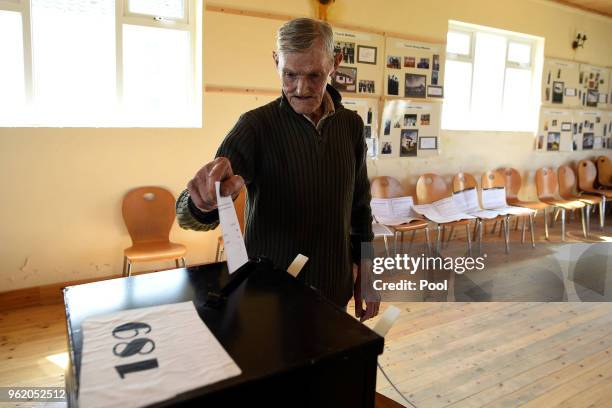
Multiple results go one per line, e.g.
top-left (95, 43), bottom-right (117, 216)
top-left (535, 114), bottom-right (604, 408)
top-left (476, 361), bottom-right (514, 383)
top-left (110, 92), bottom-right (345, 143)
top-left (541, 59), bottom-right (580, 107)
top-left (331, 29), bottom-right (384, 96)
top-left (536, 108), bottom-right (607, 152)
top-left (579, 65), bottom-right (610, 109)
top-left (573, 110), bottom-right (606, 151)
top-left (343, 98), bottom-right (379, 157)
top-left (536, 108), bottom-right (573, 152)
top-left (383, 38), bottom-right (445, 99)
top-left (606, 111), bottom-right (612, 150)
top-left (379, 100), bottom-right (440, 158)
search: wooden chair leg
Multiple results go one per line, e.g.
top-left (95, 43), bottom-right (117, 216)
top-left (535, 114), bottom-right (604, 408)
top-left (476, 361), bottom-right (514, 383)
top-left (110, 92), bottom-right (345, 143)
top-left (181, 257), bottom-right (186, 267)
top-left (126, 261), bottom-right (133, 277)
top-left (122, 256), bottom-right (128, 277)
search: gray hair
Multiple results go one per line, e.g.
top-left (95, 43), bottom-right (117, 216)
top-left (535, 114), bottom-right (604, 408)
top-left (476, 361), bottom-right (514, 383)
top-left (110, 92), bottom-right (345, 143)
top-left (276, 18), bottom-right (335, 59)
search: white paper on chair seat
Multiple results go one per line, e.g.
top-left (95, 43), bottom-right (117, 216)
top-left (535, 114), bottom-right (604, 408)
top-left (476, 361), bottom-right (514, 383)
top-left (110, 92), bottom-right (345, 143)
top-left (481, 187), bottom-right (535, 215)
top-left (452, 188), bottom-right (499, 219)
top-left (216, 181), bottom-right (249, 274)
top-left (371, 197), bottom-right (423, 226)
top-left (413, 196), bottom-right (476, 224)
top-left (79, 302), bottom-right (242, 408)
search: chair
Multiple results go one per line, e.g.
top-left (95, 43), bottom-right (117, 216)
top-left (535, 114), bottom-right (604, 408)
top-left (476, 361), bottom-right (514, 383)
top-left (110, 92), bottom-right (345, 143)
top-left (502, 168), bottom-right (549, 240)
top-left (577, 159), bottom-right (612, 222)
top-left (481, 170), bottom-right (530, 250)
top-left (596, 156), bottom-right (612, 188)
top-left (416, 173), bottom-right (473, 255)
top-left (370, 176), bottom-right (430, 255)
top-left (535, 168), bottom-right (586, 240)
top-left (215, 188), bottom-right (247, 262)
top-left (122, 187), bottom-right (187, 277)
top-left (453, 172), bottom-right (509, 253)
top-left (558, 165), bottom-right (603, 233)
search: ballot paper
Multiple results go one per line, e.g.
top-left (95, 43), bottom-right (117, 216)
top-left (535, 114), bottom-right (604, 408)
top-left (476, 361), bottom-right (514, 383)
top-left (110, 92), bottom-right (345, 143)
top-left (216, 181), bottom-right (249, 273)
top-left (370, 197), bottom-right (423, 226)
top-left (452, 188), bottom-right (499, 219)
top-left (79, 302), bottom-right (242, 408)
top-left (481, 187), bottom-right (535, 215)
top-left (413, 196), bottom-right (476, 224)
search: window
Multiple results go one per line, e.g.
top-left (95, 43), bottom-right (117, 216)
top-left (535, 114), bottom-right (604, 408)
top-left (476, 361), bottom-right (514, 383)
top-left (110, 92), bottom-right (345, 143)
top-left (0, 0), bottom-right (201, 127)
top-left (442, 21), bottom-right (543, 132)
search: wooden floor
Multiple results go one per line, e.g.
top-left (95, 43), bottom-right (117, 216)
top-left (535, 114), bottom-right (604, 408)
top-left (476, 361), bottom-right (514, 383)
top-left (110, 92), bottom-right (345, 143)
top-left (1, 215), bottom-right (611, 407)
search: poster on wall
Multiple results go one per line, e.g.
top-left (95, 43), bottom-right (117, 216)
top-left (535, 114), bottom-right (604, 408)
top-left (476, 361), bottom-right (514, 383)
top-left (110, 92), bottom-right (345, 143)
top-left (573, 110), bottom-right (605, 151)
top-left (383, 38), bottom-right (445, 99)
top-left (536, 108), bottom-right (573, 152)
top-left (379, 99), bottom-right (441, 158)
top-left (332, 29), bottom-right (384, 96)
top-left (605, 111), bottom-right (612, 149)
top-left (344, 98), bottom-right (379, 157)
top-left (578, 65), bottom-right (610, 109)
top-left (541, 59), bottom-right (580, 107)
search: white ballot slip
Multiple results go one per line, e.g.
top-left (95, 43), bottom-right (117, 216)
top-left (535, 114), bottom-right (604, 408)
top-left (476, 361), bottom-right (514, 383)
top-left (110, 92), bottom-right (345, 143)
top-left (481, 187), bottom-right (534, 215)
top-left (216, 181), bottom-right (249, 273)
top-left (370, 197), bottom-right (423, 226)
top-left (78, 302), bottom-right (242, 408)
top-left (452, 188), bottom-right (499, 219)
top-left (413, 196), bottom-right (476, 224)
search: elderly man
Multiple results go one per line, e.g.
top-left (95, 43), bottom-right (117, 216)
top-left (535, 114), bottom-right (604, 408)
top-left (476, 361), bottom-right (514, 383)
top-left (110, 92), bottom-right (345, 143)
top-left (176, 18), bottom-right (378, 321)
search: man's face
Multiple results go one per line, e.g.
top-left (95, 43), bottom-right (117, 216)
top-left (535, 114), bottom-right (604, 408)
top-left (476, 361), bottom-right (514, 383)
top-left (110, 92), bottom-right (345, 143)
top-left (273, 40), bottom-right (341, 116)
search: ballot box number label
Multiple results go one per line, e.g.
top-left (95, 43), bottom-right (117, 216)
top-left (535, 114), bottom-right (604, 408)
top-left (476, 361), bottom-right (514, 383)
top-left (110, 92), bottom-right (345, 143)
top-left (111, 322), bottom-right (159, 379)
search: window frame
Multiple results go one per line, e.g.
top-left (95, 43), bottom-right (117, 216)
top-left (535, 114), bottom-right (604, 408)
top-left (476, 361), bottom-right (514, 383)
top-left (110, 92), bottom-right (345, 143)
top-left (444, 21), bottom-right (541, 132)
top-left (0, 0), bottom-right (200, 127)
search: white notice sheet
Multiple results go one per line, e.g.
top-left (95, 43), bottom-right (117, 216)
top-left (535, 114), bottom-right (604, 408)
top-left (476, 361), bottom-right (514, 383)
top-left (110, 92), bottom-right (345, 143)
top-left (452, 188), bottom-right (499, 219)
top-left (413, 196), bottom-right (476, 224)
top-left (79, 302), bottom-right (242, 408)
top-left (370, 197), bottom-right (423, 226)
top-left (481, 187), bottom-right (534, 215)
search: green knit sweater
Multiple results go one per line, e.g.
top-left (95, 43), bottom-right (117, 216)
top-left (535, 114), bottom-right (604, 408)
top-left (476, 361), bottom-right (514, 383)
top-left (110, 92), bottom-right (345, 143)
top-left (176, 85), bottom-right (373, 306)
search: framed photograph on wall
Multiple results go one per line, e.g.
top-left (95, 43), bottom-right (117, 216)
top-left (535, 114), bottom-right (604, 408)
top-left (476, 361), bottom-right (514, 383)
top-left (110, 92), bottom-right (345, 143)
top-left (427, 85), bottom-right (443, 98)
top-left (400, 129), bottom-right (418, 156)
top-left (405, 73), bottom-right (426, 98)
top-left (357, 45), bottom-right (377, 65)
top-left (331, 66), bottom-right (357, 93)
top-left (419, 136), bottom-right (437, 150)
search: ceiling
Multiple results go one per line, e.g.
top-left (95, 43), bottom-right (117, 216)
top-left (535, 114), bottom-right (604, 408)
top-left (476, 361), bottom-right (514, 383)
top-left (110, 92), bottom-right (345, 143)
top-left (551, 0), bottom-right (612, 17)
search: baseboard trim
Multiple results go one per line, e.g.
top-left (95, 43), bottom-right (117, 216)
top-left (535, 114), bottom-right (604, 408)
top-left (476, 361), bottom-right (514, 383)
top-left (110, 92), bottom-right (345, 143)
top-left (0, 276), bottom-right (118, 311)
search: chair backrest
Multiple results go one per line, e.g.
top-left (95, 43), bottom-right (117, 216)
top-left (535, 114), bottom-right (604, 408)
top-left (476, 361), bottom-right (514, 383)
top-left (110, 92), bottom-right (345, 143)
top-left (122, 186), bottom-right (176, 244)
top-left (535, 167), bottom-right (558, 199)
top-left (596, 156), bottom-right (612, 186)
top-left (481, 170), bottom-right (505, 189)
top-left (452, 172), bottom-right (478, 193)
top-left (501, 168), bottom-right (521, 200)
top-left (577, 159), bottom-right (597, 191)
top-left (416, 173), bottom-right (449, 204)
top-left (558, 165), bottom-right (578, 198)
top-left (370, 176), bottom-right (406, 198)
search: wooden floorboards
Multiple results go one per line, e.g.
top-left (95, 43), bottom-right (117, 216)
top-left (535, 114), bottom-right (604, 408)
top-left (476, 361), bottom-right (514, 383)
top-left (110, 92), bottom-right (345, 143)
top-left (0, 216), bottom-right (610, 407)
top-left (0, 301), bottom-right (610, 407)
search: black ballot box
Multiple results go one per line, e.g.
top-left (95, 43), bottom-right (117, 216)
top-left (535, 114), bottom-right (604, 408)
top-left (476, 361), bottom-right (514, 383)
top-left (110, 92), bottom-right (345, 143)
top-left (63, 259), bottom-right (384, 407)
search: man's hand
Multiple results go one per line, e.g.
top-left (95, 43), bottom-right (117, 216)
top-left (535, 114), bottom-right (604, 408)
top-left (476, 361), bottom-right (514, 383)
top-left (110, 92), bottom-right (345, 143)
top-left (353, 261), bottom-right (380, 322)
top-left (187, 157), bottom-right (244, 212)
